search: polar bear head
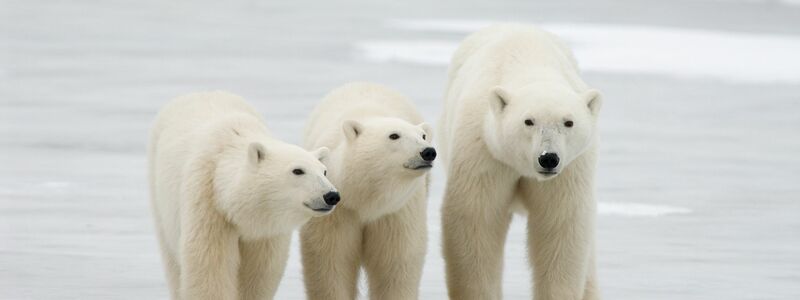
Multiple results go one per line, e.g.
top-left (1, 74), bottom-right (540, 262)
top-left (341, 117), bottom-right (436, 177)
top-left (483, 83), bottom-right (601, 181)
top-left (216, 142), bottom-right (338, 239)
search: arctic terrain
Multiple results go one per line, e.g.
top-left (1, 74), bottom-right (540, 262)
top-left (1, 0), bottom-right (799, 299)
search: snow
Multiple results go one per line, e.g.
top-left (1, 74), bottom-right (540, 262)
top-left (2, 0), bottom-right (800, 299)
top-left (713, 0), bottom-right (800, 5)
top-left (358, 40), bottom-right (457, 66)
top-left (597, 202), bottom-right (691, 217)
top-left (359, 20), bottom-right (800, 84)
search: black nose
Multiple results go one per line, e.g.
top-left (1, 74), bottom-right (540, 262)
top-left (420, 147), bottom-right (437, 162)
top-left (323, 191), bottom-right (340, 206)
top-left (538, 153), bottom-right (560, 170)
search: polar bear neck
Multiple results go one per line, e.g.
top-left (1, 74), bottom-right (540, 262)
top-left (211, 120), bottom-right (271, 217)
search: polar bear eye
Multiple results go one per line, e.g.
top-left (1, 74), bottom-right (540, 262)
top-left (524, 119), bottom-right (534, 126)
top-left (389, 133), bottom-right (400, 140)
top-left (564, 120), bottom-right (574, 127)
top-left (324, 170), bottom-right (327, 176)
top-left (292, 169), bottom-right (305, 175)
top-left (422, 134), bottom-right (427, 140)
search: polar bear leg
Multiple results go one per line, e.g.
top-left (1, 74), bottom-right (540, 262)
top-left (583, 251), bottom-right (600, 300)
top-left (527, 209), bottom-right (592, 300)
top-left (362, 183), bottom-right (427, 300)
top-left (238, 235), bottom-right (290, 300)
top-left (524, 177), bottom-right (593, 300)
top-left (155, 227), bottom-right (180, 299)
top-left (178, 178), bottom-right (240, 300)
top-left (178, 219), bottom-right (239, 299)
top-left (301, 209), bottom-right (362, 300)
top-left (442, 169), bottom-right (516, 300)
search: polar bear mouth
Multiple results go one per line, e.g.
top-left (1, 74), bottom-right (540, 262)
top-left (537, 171), bottom-right (558, 176)
top-left (405, 163), bottom-right (432, 170)
top-left (304, 203), bottom-right (334, 212)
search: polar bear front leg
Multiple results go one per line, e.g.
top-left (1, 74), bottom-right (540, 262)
top-left (524, 174), bottom-right (595, 300)
top-left (442, 166), bottom-right (517, 300)
top-left (582, 249), bottom-right (600, 300)
top-left (301, 208), bottom-right (363, 300)
top-left (362, 183), bottom-right (428, 300)
top-left (178, 209), bottom-right (240, 300)
top-left (238, 234), bottom-right (291, 300)
top-left (154, 224), bottom-right (181, 299)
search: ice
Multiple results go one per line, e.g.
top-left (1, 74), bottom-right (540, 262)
top-left (597, 202), bottom-right (691, 217)
top-left (2, 0), bottom-right (799, 299)
top-left (359, 20), bottom-right (800, 83)
top-left (40, 181), bottom-right (71, 189)
top-left (357, 40), bottom-right (456, 66)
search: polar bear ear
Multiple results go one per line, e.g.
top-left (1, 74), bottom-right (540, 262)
top-left (417, 122), bottom-right (433, 140)
top-left (248, 142), bottom-right (267, 165)
top-left (342, 120), bottom-right (363, 141)
top-left (490, 86), bottom-right (510, 115)
top-left (313, 147), bottom-right (329, 162)
top-left (584, 89), bottom-right (602, 115)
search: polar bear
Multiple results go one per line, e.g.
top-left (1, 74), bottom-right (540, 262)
top-left (148, 91), bottom-right (339, 300)
top-left (439, 25), bottom-right (603, 300)
top-left (300, 82), bottom-right (434, 300)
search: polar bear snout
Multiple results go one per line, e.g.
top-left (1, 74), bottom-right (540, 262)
top-left (404, 146), bottom-right (436, 171)
top-left (305, 191), bottom-right (339, 214)
top-left (323, 191), bottom-right (340, 205)
top-left (536, 152), bottom-right (562, 179)
top-left (420, 147), bottom-right (437, 162)
top-left (538, 152), bottom-right (560, 170)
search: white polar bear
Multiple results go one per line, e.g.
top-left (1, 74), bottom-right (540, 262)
top-left (439, 25), bottom-right (603, 300)
top-left (148, 91), bottom-right (339, 300)
top-left (300, 82), bottom-right (434, 300)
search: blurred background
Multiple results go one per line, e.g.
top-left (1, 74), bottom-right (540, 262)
top-left (1, 0), bottom-right (799, 299)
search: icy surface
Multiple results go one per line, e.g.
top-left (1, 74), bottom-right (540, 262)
top-left (360, 21), bottom-right (800, 83)
top-left (597, 202), bottom-right (691, 217)
top-left (2, 0), bottom-right (800, 299)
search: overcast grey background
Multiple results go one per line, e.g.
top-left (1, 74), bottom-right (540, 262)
top-left (1, 0), bottom-right (799, 299)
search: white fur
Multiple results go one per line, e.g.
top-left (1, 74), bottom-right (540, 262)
top-left (439, 24), bottom-right (602, 300)
top-left (148, 91), bottom-right (337, 300)
top-left (301, 82), bottom-right (432, 300)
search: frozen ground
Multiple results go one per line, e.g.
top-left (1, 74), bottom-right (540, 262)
top-left (1, 0), bottom-right (799, 299)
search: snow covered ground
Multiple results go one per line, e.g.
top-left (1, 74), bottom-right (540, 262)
top-left (1, 0), bottom-right (799, 299)
top-left (361, 20), bottom-right (800, 83)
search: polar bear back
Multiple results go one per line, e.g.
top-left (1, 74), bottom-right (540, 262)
top-left (304, 82), bottom-right (424, 149)
top-left (447, 24), bottom-right (581, 85)
top-left (151, 91), bottom-right (266, 142)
